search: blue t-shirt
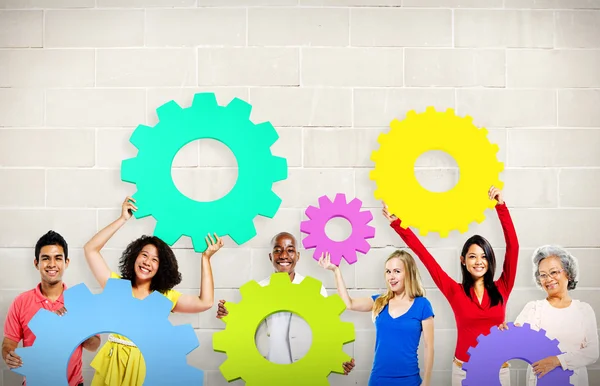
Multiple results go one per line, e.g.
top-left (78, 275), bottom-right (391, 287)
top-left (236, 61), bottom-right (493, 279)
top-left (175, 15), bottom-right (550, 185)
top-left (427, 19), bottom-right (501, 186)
top-left (369, 295), bottom-right (434, 384)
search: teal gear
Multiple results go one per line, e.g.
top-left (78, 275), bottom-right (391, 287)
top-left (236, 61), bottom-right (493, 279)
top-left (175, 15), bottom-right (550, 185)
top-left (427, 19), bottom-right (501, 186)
top-left (121, 93), bottom-right (288, 252)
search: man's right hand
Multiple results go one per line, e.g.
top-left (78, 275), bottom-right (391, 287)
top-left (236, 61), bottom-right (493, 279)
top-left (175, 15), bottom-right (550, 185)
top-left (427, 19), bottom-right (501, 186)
top-left (4, 350), bottom-right (22, 369)
top-left (216, 299), bottom-right (228, 319)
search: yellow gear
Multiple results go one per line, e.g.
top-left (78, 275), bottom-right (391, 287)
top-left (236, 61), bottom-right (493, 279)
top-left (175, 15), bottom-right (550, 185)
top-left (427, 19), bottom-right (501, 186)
top-left (370, 106), bottom-right (504, 237)
top-left (213, 273), bottom-right (354, 385)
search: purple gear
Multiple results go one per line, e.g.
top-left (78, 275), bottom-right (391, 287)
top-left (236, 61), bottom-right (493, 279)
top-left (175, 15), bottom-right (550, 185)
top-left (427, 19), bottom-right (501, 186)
top-left (463, 322), bottom-right (574, 386)
top-left (300, 193), bottom-right (375, 266)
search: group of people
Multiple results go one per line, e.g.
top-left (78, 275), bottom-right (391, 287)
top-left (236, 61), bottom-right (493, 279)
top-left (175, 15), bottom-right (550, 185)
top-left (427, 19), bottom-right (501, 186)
top-left (2, 187), bottom-right (598, 386)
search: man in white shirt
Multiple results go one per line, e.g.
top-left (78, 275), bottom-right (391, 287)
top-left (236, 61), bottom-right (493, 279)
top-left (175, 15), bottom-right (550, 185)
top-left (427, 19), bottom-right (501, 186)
top-left (216, 231), bottom-right (355, 373)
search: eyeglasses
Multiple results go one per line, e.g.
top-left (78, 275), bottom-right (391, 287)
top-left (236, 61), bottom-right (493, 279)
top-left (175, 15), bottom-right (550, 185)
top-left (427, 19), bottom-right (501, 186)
top-left (538, 269), bottom-right (564, 281)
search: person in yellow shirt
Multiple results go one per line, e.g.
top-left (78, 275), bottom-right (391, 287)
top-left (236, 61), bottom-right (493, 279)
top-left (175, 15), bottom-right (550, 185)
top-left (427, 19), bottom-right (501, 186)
top-left (83, 196), bottom-right (223, 386)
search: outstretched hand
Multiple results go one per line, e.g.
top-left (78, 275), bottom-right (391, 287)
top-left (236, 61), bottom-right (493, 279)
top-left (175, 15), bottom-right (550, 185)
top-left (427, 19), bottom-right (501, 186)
top-left (203, 233), bottom-right (224, 259)
top-left (318, 252), bottom-right (337, 271)
top-left (120, 196), bottom-right (137, 221)
top-left (342, 358), bottom-right (355, 375)
top-left (489, 186), bottom-right (504, 205)
top-left (216, 299), bottom-right (228, 319)
top-left (381, 201), bottom-right (397, 223)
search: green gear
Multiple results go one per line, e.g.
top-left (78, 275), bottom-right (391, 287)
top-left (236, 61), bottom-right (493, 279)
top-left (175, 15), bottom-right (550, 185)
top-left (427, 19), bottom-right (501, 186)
top-left (121, 93), bottom-right (288, 252)
top-left (213, 273), bottom-right (355, 385)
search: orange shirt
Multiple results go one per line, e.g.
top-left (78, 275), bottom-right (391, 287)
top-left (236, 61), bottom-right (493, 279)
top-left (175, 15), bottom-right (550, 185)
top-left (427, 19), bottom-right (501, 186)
top-left (3, 283), bottom-right (84, 386)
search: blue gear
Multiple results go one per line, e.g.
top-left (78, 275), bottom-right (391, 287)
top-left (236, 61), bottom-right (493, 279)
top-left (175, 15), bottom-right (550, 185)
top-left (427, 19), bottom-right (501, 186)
top-left (463, 322), bottom-right (574, 386)
top-left (121, 92), bottom-right (288, 253)
top-left (12, 279), bottom-right (203, 386)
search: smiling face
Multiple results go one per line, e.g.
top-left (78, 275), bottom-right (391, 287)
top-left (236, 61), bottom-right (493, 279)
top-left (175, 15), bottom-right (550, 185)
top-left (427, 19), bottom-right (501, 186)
top-left (385, 257), bottom-right (406, 294)
top-left (538, 256), bottom-right (569, 297)
top-left (133, 244), bottom-right (160, 282)
top-left (269, 233), bottom-right (299, 274)
top-left (35, 245), bottom-right (68, 285)
top-left (461, 244), bottom-right (489, 280)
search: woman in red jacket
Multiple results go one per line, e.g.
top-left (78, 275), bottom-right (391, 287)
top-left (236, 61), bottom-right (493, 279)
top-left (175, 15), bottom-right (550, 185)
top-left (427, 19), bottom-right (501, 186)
top-left (383, 186), bottom-right (519, 386)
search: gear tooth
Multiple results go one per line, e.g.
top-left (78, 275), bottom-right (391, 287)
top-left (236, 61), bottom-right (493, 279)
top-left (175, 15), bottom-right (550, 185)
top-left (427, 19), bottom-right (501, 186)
top-left (27, 309), bottom-right (57, 336)
top-left (302, 234), bottom-right (317, 249)
top-left (156, 100), bottom-right (183, 121)
top-left (480, 127), bottom-right (488, 136)
top-left (539, 328), bottom-right (547, 335)
top-left (153, 222), bottom-right (182, 246)
top-left (339, 321), bottom-right (356, 343)
top-left (300, 219), bottom-right (314, 234)
top-left (256, 190), bottom-right (282, 218)
top-left (458, 224), bottom-right (469, 233)
top-left (370, 150), bottom-right (379, 163)
top-left (305, 204), bottom-right (319, 220)
top-left (318, 194), bottom-right (333, 209)
top-left (255, 121), bottom-right (279, 147)
top-left (373, 188), bottom-right (382, 199)
top-left (212, 330), bottom-right (228, 352)
top-left (333, 193), bottom-right (347, 206)
top-left (191, 92), bottom-right (218, 109)
top-left (129, 124), bottom-right (153, 149)
top-left (347, 197), bottom-right (363, 212)
top-left (226, 97), bottom-right (252, 119)
top-left (475, 214), bottom-right (486, 223)
top-left (492, 144), bottom-right (500, 153)
top-left (325, 295), bottom-right (347, 315)
top-left (439, 229), bottom-right (450, 238)
top-left (376, 133), bottom-right (387, 145)
top-left (357, 208), bottom-right (373, 224)
top-left (369, 169), bottom-right (378, 181)
top-left (467, 346), bottom-right (475, 356)
top-left (522, 322), bottom-right (531, 330)
top-left (445, 107), bottom-right (455, 115)
top-left (464, 115), bottom-right (473, 124)
top-left (145, 291), bottom-right (175, 318)
top-left (342, 250), bottom-right (358, 265)
top-left (298, 275), bottom-right (323, 294)
top-left (239, 280), bottom-right (263, 299)
top-left (462, 363), bottom-right (469, 372)
top-left (172, 324), bottom-right (200, 355)
top-left (425, 106), bottom-right (436, 114)
top-left (219, 358), bottom-right (241, 382)
top-left (63, 283), bottom-right (93, 312)
top-left (365, 225), bottom-right (376, 239)
top-left (406, 110), bottom-right (417, 118)
top-left (121, 157), bottom-right (142, 183)
top-left (418, 228), bottom-right (429, 237)
top-left (227, 221), bottom-right (257, 245)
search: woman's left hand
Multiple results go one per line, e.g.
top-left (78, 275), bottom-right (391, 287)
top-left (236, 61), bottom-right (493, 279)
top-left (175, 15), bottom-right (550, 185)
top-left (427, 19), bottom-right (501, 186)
top-left (532, 356), bottom-right (560, 378)
top-left (202, 233), bottom-right (224, 259)
top-left (489, 186), bottom-right (504, 205)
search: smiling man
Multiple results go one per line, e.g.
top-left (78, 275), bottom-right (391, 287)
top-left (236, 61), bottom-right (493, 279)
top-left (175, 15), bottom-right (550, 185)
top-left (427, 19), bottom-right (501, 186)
top-left (217, 232), bottom-right (355, 374)
top-left (2, 230), bottom-right (101, 386)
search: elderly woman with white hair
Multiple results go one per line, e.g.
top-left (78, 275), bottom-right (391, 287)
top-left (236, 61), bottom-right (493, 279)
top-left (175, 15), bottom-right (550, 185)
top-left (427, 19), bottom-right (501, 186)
top-left (505, 245), bottom-right (598, 386)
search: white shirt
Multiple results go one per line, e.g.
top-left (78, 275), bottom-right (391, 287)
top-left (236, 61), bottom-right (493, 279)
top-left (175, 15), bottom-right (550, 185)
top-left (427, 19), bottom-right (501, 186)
top-left (257, 272), bottom-right (328, 364)
top-left (515, 299), bottom-right (599, 386)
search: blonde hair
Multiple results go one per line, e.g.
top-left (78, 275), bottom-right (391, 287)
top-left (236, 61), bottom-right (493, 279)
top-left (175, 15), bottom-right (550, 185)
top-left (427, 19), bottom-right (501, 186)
top-left (372, 250), bottom-right (425, 321)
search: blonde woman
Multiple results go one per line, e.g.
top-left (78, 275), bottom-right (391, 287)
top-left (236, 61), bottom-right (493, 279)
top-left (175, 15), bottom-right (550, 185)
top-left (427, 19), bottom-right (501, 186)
top-left (319, 251), bottom-right (434, 386)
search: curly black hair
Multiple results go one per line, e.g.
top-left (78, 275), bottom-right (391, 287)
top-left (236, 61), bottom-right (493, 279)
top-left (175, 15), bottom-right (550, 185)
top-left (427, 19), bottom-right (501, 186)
top-left (118, 235), bottom-right (182, 294)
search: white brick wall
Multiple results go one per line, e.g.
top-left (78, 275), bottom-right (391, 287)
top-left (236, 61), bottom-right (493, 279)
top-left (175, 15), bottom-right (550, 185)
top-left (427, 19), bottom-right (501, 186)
top-left (0, 2), bottom-right (599, 386)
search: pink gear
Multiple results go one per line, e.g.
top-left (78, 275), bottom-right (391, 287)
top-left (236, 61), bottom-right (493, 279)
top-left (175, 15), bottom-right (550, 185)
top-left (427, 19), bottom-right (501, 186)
top-left (301, 193), bottom-right (376, 266)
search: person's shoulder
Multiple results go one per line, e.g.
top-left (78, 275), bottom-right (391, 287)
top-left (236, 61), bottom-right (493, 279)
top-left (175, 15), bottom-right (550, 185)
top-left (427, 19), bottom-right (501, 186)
top-left (14, 288), bottom-right (36, 303)
top-left (415, 295), bottom-right (431, 305)
top-left (574, 299), bottom-right (595, 315)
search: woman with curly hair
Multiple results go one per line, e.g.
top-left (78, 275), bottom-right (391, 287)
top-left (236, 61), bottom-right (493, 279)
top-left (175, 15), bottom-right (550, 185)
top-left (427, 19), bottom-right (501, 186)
top-left (83, 196), bottom-right (224, 386)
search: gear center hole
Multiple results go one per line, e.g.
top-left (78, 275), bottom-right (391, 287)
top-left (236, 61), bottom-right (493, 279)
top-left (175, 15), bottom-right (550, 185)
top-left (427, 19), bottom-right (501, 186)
top-left (171, 139), bottom-right (239, 202)
top-left (325, 216), bottom-right (352, 242)
top-left (255, 312), bottom-right (313, 363)
top-left (414, 150), bottom-right (459, 193)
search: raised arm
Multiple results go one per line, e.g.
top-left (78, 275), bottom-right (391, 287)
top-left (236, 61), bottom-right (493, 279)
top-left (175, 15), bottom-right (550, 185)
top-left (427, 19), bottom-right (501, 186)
top-left (491, 187), bottom-right (520, 294)
top-left (319, 253), bottom-right (374, 312)
top-left (173, 234), bottom-right (223, 314)
top-left (383, 203), bottom-right (458, 298)
top-left (83, 197), bottom-right (136, 288)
